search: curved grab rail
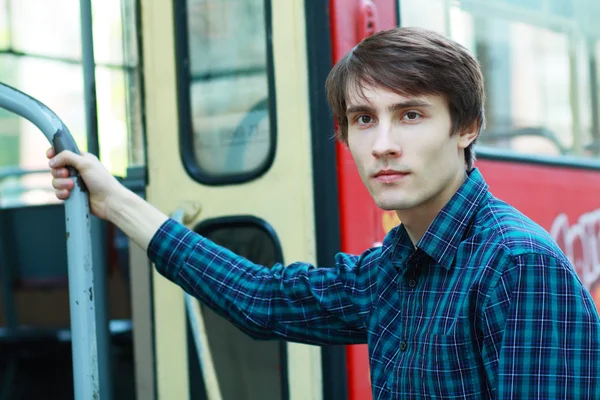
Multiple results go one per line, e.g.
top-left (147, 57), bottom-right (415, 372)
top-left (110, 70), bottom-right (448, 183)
top-left (0, 82), bottom-right (102, 399)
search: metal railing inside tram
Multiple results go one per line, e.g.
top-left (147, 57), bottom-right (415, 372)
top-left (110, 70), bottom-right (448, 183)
top-left (0, 81), bottom-right (107, 400)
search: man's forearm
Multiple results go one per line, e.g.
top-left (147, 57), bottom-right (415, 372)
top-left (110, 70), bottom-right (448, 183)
top-left (106, 186), bottom-right (169, 251)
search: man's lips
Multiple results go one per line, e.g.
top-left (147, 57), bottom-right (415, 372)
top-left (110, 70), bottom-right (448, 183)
top-left (372, 170), bottom-right (410, 183)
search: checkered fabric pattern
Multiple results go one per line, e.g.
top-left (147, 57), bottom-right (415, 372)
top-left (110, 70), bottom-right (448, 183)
top-left (148, 168), bottom-right (600, 399)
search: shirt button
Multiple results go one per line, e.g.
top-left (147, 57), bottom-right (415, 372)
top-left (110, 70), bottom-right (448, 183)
top-left (400, 341), bottom-right (408, 351)
top-left (408, 279), bottom-right (417, 288)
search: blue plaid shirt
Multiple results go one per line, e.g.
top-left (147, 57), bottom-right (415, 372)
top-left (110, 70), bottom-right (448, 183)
top-left (148, 168), bottom-right (600, 399)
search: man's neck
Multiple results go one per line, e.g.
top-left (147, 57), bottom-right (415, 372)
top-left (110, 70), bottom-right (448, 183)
top-left (397, 170), bottom-right (468, 246)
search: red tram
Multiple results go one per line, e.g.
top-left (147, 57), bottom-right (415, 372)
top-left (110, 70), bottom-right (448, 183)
top-left (0, 0), bottom-right (599, 399)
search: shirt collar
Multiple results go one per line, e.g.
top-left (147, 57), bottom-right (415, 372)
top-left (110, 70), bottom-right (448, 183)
top-left (386, 168), bottom-right (490, 270)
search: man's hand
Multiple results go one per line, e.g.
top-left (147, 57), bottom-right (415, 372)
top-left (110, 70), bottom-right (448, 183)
top-left (47, 148), bottom-right (123, 221)
top-left (47, 147), bottom-right (168, 250)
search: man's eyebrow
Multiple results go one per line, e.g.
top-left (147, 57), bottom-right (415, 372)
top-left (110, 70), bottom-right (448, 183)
top-left (346, 101), bottom-right (433, 115)
top-left (388, 101), bottom-right (433, 112)
top-left (346, 105), bottom-right (375, 115)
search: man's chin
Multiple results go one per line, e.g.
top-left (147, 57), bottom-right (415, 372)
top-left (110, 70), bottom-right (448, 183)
top-left (374, 197), bottom-right (414, 211)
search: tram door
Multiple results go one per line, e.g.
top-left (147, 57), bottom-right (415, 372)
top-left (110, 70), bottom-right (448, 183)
top-left (139, 0), bottom-right (322, 399)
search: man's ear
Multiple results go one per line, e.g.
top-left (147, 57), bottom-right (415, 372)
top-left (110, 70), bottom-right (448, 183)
top-left (457, 122), bottom-right (479, 149)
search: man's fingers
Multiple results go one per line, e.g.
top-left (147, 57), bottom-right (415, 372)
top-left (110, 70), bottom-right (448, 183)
top-left (55, 189), bottom-right (71, 200)
top-left (48, 149), bottom-right (90, 202)
top-left (49, 150), bottom-right (82, 170)
top-left (51, 168), bottom-right (69, 178)
top-left (52, 177), bottom-right (75, 191)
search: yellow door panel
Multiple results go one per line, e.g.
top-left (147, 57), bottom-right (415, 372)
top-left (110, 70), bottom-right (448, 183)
top-left (141, 0), bottom-right (322, 399)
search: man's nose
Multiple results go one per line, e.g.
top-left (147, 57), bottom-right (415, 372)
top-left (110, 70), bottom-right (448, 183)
top-left (371, 124), bottom-right (401, 158)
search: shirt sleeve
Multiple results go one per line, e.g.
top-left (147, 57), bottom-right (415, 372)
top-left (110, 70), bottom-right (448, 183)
top-left (481, 253), bottom-right (600, 398)
top-left (147, 219), bottom-right (381, 345)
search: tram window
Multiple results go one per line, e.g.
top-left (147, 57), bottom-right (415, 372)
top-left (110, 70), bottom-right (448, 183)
top-left (0, 56), bottom-right (84, 206)
top-left (177, 0), bottom-right (276, 184)
top-left (0, 0), bottom-right (144, 206)
top-left (11, 0), bottom-right (81, 60)
top-left (92, 0), bottom-right (139, 67)
top-left (194, 217), bottom-right (285, 400)
top-left (400, 0), bottom-right (600, 161)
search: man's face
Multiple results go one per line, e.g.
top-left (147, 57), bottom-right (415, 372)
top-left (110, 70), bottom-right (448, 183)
top-left (346, 83), bottom-right (476, 214)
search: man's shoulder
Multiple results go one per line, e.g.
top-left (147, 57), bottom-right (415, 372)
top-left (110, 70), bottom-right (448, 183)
top-left (469, 196), bottom-right (567, 262)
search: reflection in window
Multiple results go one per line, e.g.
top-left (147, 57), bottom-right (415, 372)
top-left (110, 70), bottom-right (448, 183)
top-left (477, 19), bottom-right (573, 155)
top-left (184, 0), bottom-right (274, 180)
top-left (400, 0), bottom-right (600, 159)
top-left (0, 0), bottom-right (144, 206)
top-left (195, 218), bottom-right (284, 400)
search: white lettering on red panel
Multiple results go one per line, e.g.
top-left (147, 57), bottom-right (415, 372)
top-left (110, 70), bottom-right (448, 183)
top-left (551, 210), bottom-right (600, 290)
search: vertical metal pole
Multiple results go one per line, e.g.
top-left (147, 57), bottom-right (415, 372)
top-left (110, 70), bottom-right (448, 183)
top-left (80, 0), bottom-right (100, 157)
top-left (61, 162), bottom-right (101, 400)
top-left (79, 1), bottom-right (113, 398)
top-left (569, 34), bottom-right (582, 155)
top-left (589, 39), bottom-right (600, 155)
top-left (0, 82), bottom-right (101, 399)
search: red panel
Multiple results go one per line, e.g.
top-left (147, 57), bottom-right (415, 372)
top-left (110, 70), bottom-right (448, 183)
top-left (330, 0), bottom-right (397, 62)
top-left (328, 1), bottom-right (397, 399)
top-left (477, 159), bottom-right (600, 307)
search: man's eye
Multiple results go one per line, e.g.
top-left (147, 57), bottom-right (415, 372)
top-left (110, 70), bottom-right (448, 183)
top-left (403, 112), bottom-right (421, 120)
top-left (357, 115), bottom-right (373, 124)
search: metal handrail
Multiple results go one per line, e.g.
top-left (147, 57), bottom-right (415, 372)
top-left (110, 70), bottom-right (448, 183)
top-left (0, 82), bottom-right (105, 399)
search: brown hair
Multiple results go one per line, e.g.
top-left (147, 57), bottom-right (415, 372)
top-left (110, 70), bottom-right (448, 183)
top-left (326, 27), bottom-right (486, 169)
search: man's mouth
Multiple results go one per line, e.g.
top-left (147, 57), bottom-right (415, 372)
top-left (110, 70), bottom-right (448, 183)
top-left (372, 170), bottom-right (410, 183)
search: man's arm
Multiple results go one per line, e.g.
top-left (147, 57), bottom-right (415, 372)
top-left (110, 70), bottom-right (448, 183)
top-left (148, 218), bottom-right (380, 345)
top-left (105, 186), bottom-right (168, 250)
top-left (48, 149), bottom-right (380, 345)
top-left (481, 254), bottom-right (600, 398)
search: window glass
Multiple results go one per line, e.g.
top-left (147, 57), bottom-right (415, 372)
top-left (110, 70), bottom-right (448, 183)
top-left (401, 0), bottom-right (600, 160)
top-left (123, 69), bottom-right (145, 168)
top-left (196, 219), bottom-right (283, 400)
top-left (184, 0), bottom-right (274, 181)
top-left (92, 0), bottom-right (138, 66)
top-left (11, 0), bottom-right (81, 60)
top-left (0, 56), bottom-right (84, 206)
top-left (96, 67), bottom-right (131, 177)
top-left (95, 0), bottom-right (145, 168)
top-left (480, 20), bottom-right (572, 155)
top-left (0, 56), bottom-right (86, 204)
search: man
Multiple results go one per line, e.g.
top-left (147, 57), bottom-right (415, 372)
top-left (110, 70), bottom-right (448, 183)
top-left (48, 27), bottom-right (600, 399)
